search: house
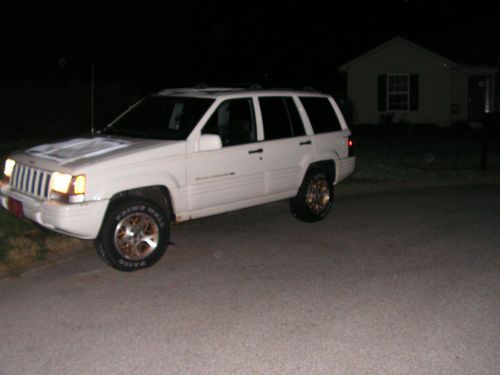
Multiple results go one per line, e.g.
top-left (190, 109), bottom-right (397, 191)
top-left (338, 36), bottom-right (497, 127)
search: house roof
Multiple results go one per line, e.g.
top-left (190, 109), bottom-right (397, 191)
top-left (338, 36), bottom-right (459, 72)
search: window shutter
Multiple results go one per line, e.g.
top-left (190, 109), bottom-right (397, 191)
top-left (378, 74), bottom-right (387, 111)
top-left (410, 74), bottom-right (419, 111)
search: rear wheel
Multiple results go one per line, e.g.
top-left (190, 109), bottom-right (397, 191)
top-left (95, 199), bottom-right (170, 271)
top-left (290, 170), bottom-right (334, 222)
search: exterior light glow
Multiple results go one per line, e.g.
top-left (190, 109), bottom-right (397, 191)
top-left (73, 175), bottom-right (86, 195)
top-left (51, 173), bottom-right (72, 194)
top-left (4, 159), bottom-right (15, 179)
top-left (50, 173), bottom-right (86, 202)
top-left (348, 136), bottom-right (354, 157)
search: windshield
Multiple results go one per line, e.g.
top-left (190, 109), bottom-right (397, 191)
top-left (101, 96), bottom-right (214, 140)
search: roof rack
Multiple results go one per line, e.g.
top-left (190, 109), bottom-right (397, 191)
top-left (157, 86), bottom-right (323, 96)
top-left (157, 87), bottom-right (244, 95)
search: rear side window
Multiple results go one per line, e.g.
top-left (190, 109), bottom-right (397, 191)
top-left (259, 97), bottom-right (305, 140)
top-left (299, 97), bottom-right (342, 133)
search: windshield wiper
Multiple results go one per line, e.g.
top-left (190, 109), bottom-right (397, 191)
top-left (102, 127), bottom-right (151, 138)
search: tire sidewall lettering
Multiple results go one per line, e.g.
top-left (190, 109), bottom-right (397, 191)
top-left (97, 199), bottom-right (170, 271)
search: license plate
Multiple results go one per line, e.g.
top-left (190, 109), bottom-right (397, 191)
top-left (7, 197), bottom-right (24, 219)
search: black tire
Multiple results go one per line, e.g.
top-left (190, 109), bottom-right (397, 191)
top-left (290, 170), bottom-right (334, 222)
top-left (95, 198), bottom-right (170, 271)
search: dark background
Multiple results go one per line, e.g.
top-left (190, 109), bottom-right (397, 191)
top-left (1, 0), bottom-right (499, 139)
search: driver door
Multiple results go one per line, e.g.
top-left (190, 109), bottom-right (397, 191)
top-left (187, 98), bottom-right (265, 211)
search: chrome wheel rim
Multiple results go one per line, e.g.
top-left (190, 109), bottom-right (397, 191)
top-left (305, 178), bottom-right (330, 215)
top-left (114, 213), bottom-right (159, 260)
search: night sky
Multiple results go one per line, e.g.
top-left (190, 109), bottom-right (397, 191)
top-left (2, 1), bottom-right (499, 85)
top-left (1, 0), bottom-right (499, 136)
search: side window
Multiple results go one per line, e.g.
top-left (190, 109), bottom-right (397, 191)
top-left (202, 98), bottom-right (256, 146)
top-left (299, 97), bottom-right (342, 133)
top-left (259, 97), bottom-right (305, 141)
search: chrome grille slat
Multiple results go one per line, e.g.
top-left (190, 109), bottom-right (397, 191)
top-left (25, 169), bottom-right (31, 191)
top-left (19, 168), bottom-right (26, 191)
top-left (31, 171), bottom-right (38, 194)
top-left (12, 164), bottom-right (19, 188)
top-left (44, 174), bottom-right (51, 197)
top-left (10, 164), bottom-right (51, 199)
top-left (37, 172), bottom-right (44, 196)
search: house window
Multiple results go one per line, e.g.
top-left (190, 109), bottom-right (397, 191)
top-left (387, 74), bottom-right (409, 111)
top-left (378, 74), bottom-right (419, 112)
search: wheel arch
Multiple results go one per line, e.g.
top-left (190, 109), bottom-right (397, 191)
top-left (108, 185), bottom-right (175, 222)
top-left (303, 159), bottom-right (337, 184)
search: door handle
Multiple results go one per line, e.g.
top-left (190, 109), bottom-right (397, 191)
top-left (299, 140), bottom-right (312, 146)
top-left (248, 148), bottom-right (263, 154)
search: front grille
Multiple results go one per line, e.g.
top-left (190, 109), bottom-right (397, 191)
top-left (11, 163), bottom-right (51, 199)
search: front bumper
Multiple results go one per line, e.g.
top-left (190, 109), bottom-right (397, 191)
top-left (1, 182), bottom-right (108, 240)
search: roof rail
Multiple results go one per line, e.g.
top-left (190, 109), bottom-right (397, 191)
top-left (156, 86), bottom-right (323, 96)
top-left (157, 87), bottom-right (245, 95)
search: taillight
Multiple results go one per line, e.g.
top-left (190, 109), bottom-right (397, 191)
top-left (348, 136), bottom-right (354, 157)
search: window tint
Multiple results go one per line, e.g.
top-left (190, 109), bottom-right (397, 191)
top-left (259, 97), bottom-right (305, 140)
top-left (202, 98), bottom-right (256, 146)
top-left (104, 96), bottom-right (214, 140)
top-left (299, 97), bottom-right (341, 133)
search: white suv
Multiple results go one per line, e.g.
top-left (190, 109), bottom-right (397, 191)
top-left (1, 87), bottom-right (355, 271)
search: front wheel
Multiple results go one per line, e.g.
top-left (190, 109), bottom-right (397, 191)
top-left (95, 199), bottom-right (170, 271)
top-left (290, 170), bottom-right (334, 222)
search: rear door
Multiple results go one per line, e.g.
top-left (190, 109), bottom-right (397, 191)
top-left (299, 96), bottom-right (349, 160)
top-left (257, 96), bottom-right (314, 196)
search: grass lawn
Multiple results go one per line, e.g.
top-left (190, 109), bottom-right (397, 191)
top-left (0, 129), bottom-right (499, 275)
top-left (0, 211), bottom-right (51, 275)
top-left (0, 209), bottom-right (85, 275)
top-left (1, 141), bottom-right (85, 275)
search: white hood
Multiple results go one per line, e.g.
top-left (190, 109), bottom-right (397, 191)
top-left (26, 137), bottom-right (131, 163)
top-left (12, 136), bottom-right (184, 174)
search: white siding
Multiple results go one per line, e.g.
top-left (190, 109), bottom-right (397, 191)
top-left (346, 42), bottom-right (452, 127)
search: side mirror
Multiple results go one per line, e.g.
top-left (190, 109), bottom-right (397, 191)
top-left (199, 134), bottom-right (222, 152)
